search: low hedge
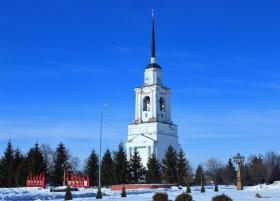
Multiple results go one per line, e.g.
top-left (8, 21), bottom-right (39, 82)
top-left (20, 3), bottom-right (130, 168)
top-left (212, 194), bottom-right (233, 201)
top-left (152, 192), bottom-right (168, 201)
top-left (175, 192), bottom-right (192, 201)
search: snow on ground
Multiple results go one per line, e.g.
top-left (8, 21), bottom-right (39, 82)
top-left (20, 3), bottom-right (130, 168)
top-left (1, 183), bottom-right (280, 201)
top-left (247, 181), bottom-right (280, 191)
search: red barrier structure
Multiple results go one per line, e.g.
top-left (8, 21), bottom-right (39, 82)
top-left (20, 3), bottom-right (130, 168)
top-left (111, 184), bottom-right (174, 191)
top-left (26, 172), bottom-right (45, 188)
top-left (64, 171), bottom-right (90, 188)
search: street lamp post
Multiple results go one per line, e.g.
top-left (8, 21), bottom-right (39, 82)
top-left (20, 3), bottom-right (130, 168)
top-left (233, 153), bottom-right (245, 190)
top-left (98, 104), bottom-right (108, 191)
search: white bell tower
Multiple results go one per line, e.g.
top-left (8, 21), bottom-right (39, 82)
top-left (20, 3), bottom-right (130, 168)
top-left (126, 12), bottom-right (179, 167)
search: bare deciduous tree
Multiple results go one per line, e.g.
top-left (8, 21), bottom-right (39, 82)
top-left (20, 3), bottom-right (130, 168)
top-left (248, 154), bottom-right (264, 185)
top-left (206, 158), bottom-right (224, 184)
top-left (70, 155), bottom-right (81, 173)
top-left (263, 151), bottom-right (280, 184)
top-left (40, 143), bottom-right (54, 171)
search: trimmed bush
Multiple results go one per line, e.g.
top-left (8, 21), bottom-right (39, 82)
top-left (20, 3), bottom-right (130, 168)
top-left (121, 185), bottom-right (127, 197)
top-left (152, 192), bottom-right (168, 201)
top-left (64, 186), bottom-right (72, 200)
top-left (175, 192), bottom-right (192, 201)
top-left (214, 184), bottom-right (219, 192)
top-left (256, 193), bottom-right (262, 198)
top-left (200, 184), bottom-right (205, 193)
top-left (96, 187), bottom-right (102, 199)
top-left (186, 184), bottom-right (191, 193)
top-left (212, 194), bottom-right (233, 201)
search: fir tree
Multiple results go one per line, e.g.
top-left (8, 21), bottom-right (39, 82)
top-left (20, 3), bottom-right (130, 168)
top-left (194, 165), bottom-right (204, 185)
top-left (0, 140), bottom-right (15, 187)
top-left (96, 186), bottom-right (102, 199)
top-left (199, 166), bottom-right (206, 193)
top-left (200, 182), bottom-right (205, 193)
top-left (84, 150), bottom-right (99, 186)
top-left (64, 185), bottom-right (72, 200)
top-left (225, 159), bottom-right (236, 185)
top-left (13, 148), bottom-right (27, 187)
top-left (214, 183), bottom-right (219, 192)
top-left (101, 149), bottom-right (114, 186)
top-left (177, 148), bottom-right (191, 186)
top-left (121, 185), bottom-right (127, 197)
top-left (162, 145), bottom-right (178, 183)
top-left (129, 151), bottom-right (146, 184)
top-left (186, 183), bottom-right (191, 193)
top-left (50, 143), bottom-right (71, 186)
top-left (146, 154), bottom-right (162, 183)
top-left (113, 143), bottom-right (129, 184)
top-left (26, 143), bottom-right (47, 175)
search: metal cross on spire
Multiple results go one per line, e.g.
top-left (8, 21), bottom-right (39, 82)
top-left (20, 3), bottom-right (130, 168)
top-left (151, 9), bottom-right (156, 64)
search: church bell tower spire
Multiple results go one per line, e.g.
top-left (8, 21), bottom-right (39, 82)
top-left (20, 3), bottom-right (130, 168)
top-left (127, 11), bottom-right (179, 168)
top-left (151, 10), bottom-right (156, 64)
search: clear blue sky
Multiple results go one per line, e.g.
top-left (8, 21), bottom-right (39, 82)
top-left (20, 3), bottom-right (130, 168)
top-left (1, 0), bottom-right (280, 167)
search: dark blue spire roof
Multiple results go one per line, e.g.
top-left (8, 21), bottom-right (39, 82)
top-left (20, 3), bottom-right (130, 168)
top-left (146, 11), bottom-right (161, 70)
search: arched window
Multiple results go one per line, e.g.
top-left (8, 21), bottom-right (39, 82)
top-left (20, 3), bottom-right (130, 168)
top-left (143, 96), bottom-right (150, 111)
top-left (160, 97), bottom-right (165, 112)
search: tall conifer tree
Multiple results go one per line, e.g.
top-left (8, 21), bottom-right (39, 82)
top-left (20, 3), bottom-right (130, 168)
top-left (129, 151), bottom-right (146, 183)
top-left (194, 165), bottom-right (204, 185)
top-left (225, 158), bottom-right (236, 185)
top-left (14, 148), bottom-right (27, 187)
top-left (0, 140), bottom-right (15, 187)
top-left (50, 143), bottom-right (71, 186)
top-left (113, 143), bottom-right (129, 184)
top-left (177, 148), bottom-right (191, 186)
top-left (101, 149), bottom-right (114, 186)
top-left (84, 150), bottom-right (99, 186)
top-left (162, 145), bottom-right (178, 183)
top-left (146, 154), bottom-right (162, 183)
top-left (26, 143), bottom-right (47, 175)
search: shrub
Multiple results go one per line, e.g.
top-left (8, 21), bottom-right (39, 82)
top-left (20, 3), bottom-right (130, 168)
top-left (256, 193), bottom-right (262, 198)
top-left (212, 194), bottom-right (233, 201)
top-left (152, 192), bottom-right (168, 201)
top-left (214, 184), bottom-right (219, 192)
top-left (186, 184), bottom-right (191, 193)
top-left (64, 186), bottom-right (72, 200)
top-left (175, 192), bottom-right (192, 201)
top-left (200, 184), bottom-right (205, 193)
top-left (96, 187), bottom-right (102, 199)
top-left (121, 185), bottom-right (127, 197)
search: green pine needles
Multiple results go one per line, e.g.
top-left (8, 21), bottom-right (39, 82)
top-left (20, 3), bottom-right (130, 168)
top-left (214, 184), bottom-right (219, 192)
top-left (200, 183), bottom-right (205, 193)
top-left (121, 185), bottom-right (127, 197)
top-left (96, 187), bottom-right (102, 199)
top-left (64, 186), bottom-right (72, 200)
top-left (186, 183), bottom-right (191, 193)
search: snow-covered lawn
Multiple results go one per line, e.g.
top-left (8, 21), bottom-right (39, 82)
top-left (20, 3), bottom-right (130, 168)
top-left (1, 183), bottom-right (280, 201)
